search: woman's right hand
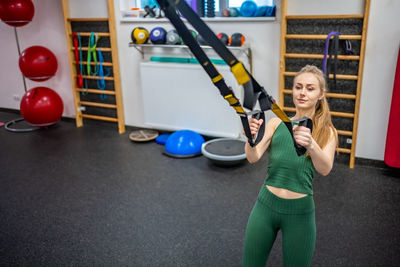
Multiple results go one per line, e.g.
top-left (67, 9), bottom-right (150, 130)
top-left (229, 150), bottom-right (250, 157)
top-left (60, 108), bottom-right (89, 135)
top-left (249, 118), bottom-right (264, 135)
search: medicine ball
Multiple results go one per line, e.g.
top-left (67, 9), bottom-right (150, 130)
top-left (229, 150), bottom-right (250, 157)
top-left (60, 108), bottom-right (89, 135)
top-left (190, 29), bottom-right (198, 39)
top-left (222, 8), bottom-right (230, 17)
top-left (197, 34), bottom-right (208, 46)
top-left (150, 27), bottom-right (167, 44)
top-left (254, 6), bottom-right (267, 17)
top-left (229, 7), bottom-right (240, 17)
top-left (229, 33), bottom-right (245, 47)
top-left (131, 27), bottom-right (149, 44)
top-left (217, 32), bottom-right (229, 45)
top-left (166, 29), bottom-right (182, 45)
top-left (240, 0), bottom-right (257, 17)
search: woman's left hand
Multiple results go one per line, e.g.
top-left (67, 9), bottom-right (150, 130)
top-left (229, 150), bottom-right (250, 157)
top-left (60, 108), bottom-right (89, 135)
top-left (293, 125), bottom-right (313, 149)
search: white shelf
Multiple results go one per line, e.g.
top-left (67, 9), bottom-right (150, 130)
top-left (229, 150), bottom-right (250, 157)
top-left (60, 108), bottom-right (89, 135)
top-left (128, 42), bottom-right (251, 60)
top-left (128, 43), bottom-right (250, 51)
top-left (120, 16), bottom-right (276, 23)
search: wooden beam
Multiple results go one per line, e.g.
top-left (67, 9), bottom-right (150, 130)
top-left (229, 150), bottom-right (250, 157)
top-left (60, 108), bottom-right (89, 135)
top-left (283, 89), bottom-right (356, 99)
top-left (107, 0), bottom-right (126, 134)
top-left (337, 148), bottom-right (351, 154)
top-left (80, 101), bottom-right (117, 109)
top-left (69, 32), bottom-right (110, 37)
top-left (286, 14), bottom-right (364, 20)
top-left (283, 107), bottom-right (354, 118)
top-left (284, 71), bottom-right (358, 80)
top-left (76, 89), bottom-right (115, 95)
top-left (286, 34), bottom-right (362, 40)
top-left (81, 75), bottom-right (114, 81)
top-left (337, 130), bottom-right (353, 136)
top-left (71, 47), bottom-right (112, 52)
top-left (278, 0), bottom-right (287, 107)
top-left (73, 61), bottom-right (113, 66)
top-left (285, 53), bottom-right (360, 60)
top-left (61, 0), bottom-right (83, 127)
top-left (81, 114), bottom-right (118, 122)
top-left (350, 0), bottom-right (370, 168)
top-left (67, 18), bottom-right (109, 22)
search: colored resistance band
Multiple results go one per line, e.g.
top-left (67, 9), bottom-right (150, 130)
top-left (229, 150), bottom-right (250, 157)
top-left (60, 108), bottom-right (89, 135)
top-left (72, 32), bottom-right (88, 95)
top-left (72, 32), bottom-right (83, 88)
top-left (87, 32), bottom-right (99, 76)
top-left (156, 0), bottom-right (311, 155)
top-left (78, 33), bottom-right (89, 95)
top-left (97, 49), bottom-right (110, 100)
top-left (322, 31), bottom-right (340, 91)
top-left (344, 40), bottom-right (353, 55)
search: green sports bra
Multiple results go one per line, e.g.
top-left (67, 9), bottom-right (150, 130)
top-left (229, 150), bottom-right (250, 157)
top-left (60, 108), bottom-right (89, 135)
top-left (264, 122), bottom-right (316, 195)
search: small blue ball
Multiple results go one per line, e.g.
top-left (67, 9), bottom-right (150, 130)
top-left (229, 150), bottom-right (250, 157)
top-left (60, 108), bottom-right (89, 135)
top-left (240, 1), bottom-right (258, 17)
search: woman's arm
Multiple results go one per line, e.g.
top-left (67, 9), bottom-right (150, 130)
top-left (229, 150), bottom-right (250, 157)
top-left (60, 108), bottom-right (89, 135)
top-left (293, 126), bottom-right (338, 176)
top-left (245, 117), bottom-right (281, 163)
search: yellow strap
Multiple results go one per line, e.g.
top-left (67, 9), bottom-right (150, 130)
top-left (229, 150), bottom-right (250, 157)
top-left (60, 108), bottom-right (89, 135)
top-left (224, 94), bottom-right (245, 114)
top-left (233, 106), bottom-right (246, 114)
top-left (224, 94), bottom-right (238, 105)
top-left (271, 103), bottom-right (291, 122)
top-left (212, 74), bottom-right (223, 83)
top-left (231, 62), bottom-right (250, 85)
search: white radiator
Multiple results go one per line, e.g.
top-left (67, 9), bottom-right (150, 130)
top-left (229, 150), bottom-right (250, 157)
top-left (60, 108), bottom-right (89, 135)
top-left (140, 61), bottom-right (244, 138)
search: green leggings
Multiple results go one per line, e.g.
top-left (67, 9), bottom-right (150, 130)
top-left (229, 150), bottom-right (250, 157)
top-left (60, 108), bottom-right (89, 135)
top-left (242, 185), bottom-right (316, 267)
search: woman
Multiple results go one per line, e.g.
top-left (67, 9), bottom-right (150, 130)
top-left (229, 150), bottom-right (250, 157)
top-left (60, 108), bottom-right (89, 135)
top-left (242, 65), bottom-right (338, 267)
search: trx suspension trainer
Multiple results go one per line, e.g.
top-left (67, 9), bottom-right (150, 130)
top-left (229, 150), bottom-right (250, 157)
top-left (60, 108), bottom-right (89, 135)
top-left (156, 0), bottom-right (312, 156)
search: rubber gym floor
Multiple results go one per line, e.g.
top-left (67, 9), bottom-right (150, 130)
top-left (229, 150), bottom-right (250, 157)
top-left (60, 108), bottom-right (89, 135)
top-left (0, 109), bottom-right (399, 267)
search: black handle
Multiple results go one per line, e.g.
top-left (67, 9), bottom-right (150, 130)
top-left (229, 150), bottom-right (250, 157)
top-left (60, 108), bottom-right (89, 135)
top-left (292, 117), bottom-right (313, 156)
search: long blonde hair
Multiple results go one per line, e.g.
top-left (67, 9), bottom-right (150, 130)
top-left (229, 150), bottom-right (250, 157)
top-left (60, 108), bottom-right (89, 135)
top-left (294, 65), bottom-right (338, 149)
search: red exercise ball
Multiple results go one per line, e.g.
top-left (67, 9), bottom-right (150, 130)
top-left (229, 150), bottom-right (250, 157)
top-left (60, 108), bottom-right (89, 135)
top-left (20, 87), bottom-right (64, 127)
top-left (0, 0), bottom-right (34, 27)
top-left (19, 46), bottom-right (58, 82)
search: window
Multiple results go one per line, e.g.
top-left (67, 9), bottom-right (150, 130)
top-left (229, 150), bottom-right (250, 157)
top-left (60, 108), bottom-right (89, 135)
top-left (124, 0), bottom-right (274, 15)
top-left (228, 0), bottom-right (274, 8)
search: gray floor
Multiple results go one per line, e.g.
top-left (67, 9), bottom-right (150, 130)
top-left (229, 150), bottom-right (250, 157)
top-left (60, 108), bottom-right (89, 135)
top-left (0, 110), bottom-right (399, 266)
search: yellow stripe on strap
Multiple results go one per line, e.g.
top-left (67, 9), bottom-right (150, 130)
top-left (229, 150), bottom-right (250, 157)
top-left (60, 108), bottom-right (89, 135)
top-left (231, 62), bottom-right (250, 85)
top-left (271, 103), bottom-right (291, 122)
top-left (233, 106), bottom-right (246, 114)
top-left (212, 75), bottom-right (223, 83)
top-left (224, 94), bottom-right (238, 105)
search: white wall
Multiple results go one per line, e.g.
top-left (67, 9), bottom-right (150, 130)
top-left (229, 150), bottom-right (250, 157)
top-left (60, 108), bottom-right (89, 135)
top-left (1, 0), bottom-right (399, 161)
top-left (356, 0), bottom-right (400, 160)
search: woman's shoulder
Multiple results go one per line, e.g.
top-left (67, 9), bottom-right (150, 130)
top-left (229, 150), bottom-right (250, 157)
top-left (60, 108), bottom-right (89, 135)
top-left (267, 117), bottom-right (283, 130)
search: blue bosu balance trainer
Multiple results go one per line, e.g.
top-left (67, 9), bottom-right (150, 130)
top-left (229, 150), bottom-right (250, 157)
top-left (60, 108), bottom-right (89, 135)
top-left (163, 130), bottom-right (205, 158)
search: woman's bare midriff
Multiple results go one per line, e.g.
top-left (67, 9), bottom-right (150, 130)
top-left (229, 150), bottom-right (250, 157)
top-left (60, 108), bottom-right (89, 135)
top-left (266, 185), bottom-right (308, 199)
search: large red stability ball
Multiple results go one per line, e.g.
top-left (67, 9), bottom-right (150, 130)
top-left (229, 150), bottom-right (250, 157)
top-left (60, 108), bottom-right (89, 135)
top-left (20, 87), bottom-right (64, 126)
top-left (0, 0), bottom-right (34, 27)
top-left (19, 46), bottom-right (58, 82)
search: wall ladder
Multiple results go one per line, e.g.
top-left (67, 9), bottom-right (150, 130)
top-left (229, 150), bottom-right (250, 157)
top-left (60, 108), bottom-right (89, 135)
top-left (61, 0), bottom-right (125, 134)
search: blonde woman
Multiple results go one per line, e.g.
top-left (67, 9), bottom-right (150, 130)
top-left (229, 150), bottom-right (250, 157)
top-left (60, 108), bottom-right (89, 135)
top-left (242, 65), bottom-right (338, 267)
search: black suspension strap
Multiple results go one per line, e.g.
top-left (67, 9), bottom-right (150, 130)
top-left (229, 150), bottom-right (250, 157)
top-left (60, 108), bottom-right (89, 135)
top-left (156, 0), bottom-right (311, 155)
